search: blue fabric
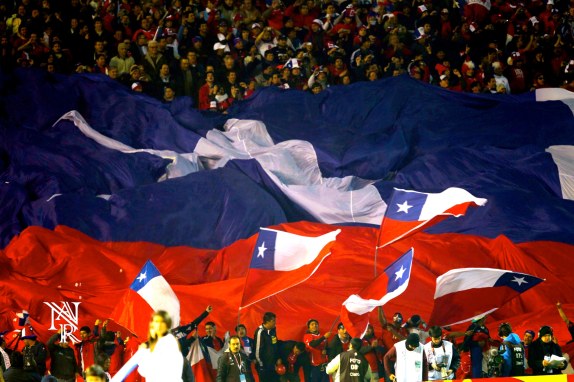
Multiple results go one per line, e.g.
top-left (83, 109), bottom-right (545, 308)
top-left (385, 248), bottom-right (413, 293)
top-left (1, 68), bottom-right (574, 249)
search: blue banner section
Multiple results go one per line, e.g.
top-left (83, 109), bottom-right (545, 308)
top-left (1, 69), bottom-right (574, 249)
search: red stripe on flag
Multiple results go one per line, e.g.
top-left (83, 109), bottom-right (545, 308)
top-left (429, 287), bottom-right (522, 326)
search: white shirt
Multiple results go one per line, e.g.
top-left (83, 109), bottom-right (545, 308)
top-left (137, 334), bottom-right (183, 382)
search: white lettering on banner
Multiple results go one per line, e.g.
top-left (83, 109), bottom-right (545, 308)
top-left (43, 302), bottom-right (81, 343)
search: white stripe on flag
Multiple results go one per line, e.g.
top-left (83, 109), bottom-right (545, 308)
top-left (268, 228), bottom-right (341, 271)
top-left (433, 268), bottom-right (508, 298)
top-left (420, 187), bottom-right (487, 220)
top-left (138, 276), bottom-right (180, 327)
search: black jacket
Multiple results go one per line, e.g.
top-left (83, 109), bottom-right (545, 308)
top-left (47, 333), bottom-right (79, 379)
top-left (528, 338), bottom-right (568, 375)
top-left (216, 350), bottom-right (253, 382)
top-left (253, 325), bottom-right (279, 370)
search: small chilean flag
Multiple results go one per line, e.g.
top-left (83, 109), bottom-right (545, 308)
top-left (378, 187), bottom-right (487, 248)
top-left (111, 260), bottom-right (180, 338)
top-left (341, 248), bottom-right (414, 338)
top-left (428, 267), bottom-right (544, 326)
top-left (240, 228), bottom-right (340, 309)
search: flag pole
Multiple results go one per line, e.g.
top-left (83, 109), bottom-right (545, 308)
top-left (237, 231), bottom-right (259, 329)
top-left (373, 212), bottom-right (385, 278)
top-left (328, 315), bottom-right (341, 333)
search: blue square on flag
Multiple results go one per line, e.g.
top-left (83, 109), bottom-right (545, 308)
top-left (494, 271), bottom-right (544, 293)
top-left (130, 260), bottom-right (162, 292)
top-left (250, 229), bottom-right (277, 270)
top-left (385, 248), bottom-right (413, 293)
top-left (385, 190), bottom-right (427, 221)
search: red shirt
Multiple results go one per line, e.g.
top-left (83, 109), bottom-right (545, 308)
top-left (303, 331), bottom-right (328, 366)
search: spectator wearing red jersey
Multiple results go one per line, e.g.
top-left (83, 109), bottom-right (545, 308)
top-left (303, 319), bottom-right (331, 382)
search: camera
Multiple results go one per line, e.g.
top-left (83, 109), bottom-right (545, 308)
top-left (487, 348), bottom-right (503, 377)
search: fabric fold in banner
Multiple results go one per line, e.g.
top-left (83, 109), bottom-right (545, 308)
top-left (378, 187), bottom-right (487, 248)
top-left (111, 260), bottom-right (180, 337)
top-left (341, 248), bottom-right (414, 338)
top-left (239, 228), bottom-right (340, 309)
top-left (428, 267), bottom-right (544, 326)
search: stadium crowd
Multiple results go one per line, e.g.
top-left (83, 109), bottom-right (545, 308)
top-left (1, 303), bottom-right (573, 381)
top-left (1, 0), bottom-right (574, 109)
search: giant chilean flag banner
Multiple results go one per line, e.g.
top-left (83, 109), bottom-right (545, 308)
top-left (1, 68), bottom-right (574, 362)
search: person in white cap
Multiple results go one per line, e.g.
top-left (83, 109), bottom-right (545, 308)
top-left (21, 327), bottom-right (48, 378)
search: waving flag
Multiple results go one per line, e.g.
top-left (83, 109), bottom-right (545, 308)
top-left (341, 248), bottom-right (414, 338)
top-left (378, 188), bottom-right (487, 248)
top-left (187, 339), bottom-right (215, 382)
top-left (428, 268), bottom-right (544, 326)
top-left (240, 228), bottom-right (340, 309)
top-left (111, 260), bottom-right (180, 337)
top-left (16, 310), bottom-right (29, 326)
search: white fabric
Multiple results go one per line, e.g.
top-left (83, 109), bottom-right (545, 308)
top-left (434, 268), bottom-right (519, 298)
top-left (110, 348), bottom-right (145, 382)
top-left (392, 188), bottom-right (487, 220)
top-left (423, 340), bottom-right (455, 380)
top-left (546, 145), bottom-right (574, 201)
top-left (58, 112), bottom-right (386, 225)
top-left (137, 334), bottom-right (183, 382)
top-left (0, 347), bottom-right (10, 370)
top-left (343, 249), bottom-right (413, 315)
top-left (535, 88), bottom-right (574, 116)
top-left (55, 111), bottom-right (203, 181)
top-left (207, 347), bottom-right (223, 370)
top-left (326, 354), bottom-right (342, 382)
top-left (394, 340), bottom-right (424, 382)
top-left (262, 228), bottom-right (340, 271)
top-left (198, 119), bottom-right (386, 224)
top-left (138, 276), bottom-right (180, 328)
top-left (343, 280), bottom-right (409, 315)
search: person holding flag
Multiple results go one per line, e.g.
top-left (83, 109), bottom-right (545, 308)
top-left (497, 323), bottom-right (525, 377)
top-left (303, 319), bottom-right (331, 382)
top-left (340, 248), bottom-right (414, 340)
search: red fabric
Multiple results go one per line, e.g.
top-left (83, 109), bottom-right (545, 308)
top-left (110, 287), bottom-right (156, 337)
top-left (76, 336), bottom-right (97, 372)
top-left (0, 223), bottom-right (573, 371)
top-left (108, 341), bottom-right (125, 375)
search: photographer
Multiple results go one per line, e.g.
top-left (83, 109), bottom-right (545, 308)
top-left (423, 326), bottom-right (460, 380)
top-left (498, 323), bottom-right (525, 377)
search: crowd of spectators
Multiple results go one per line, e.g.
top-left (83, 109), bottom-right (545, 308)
top-left (1, 0), bottom-right (574, 110)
